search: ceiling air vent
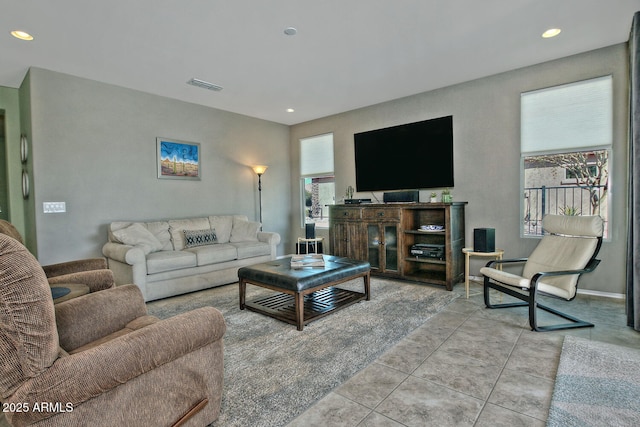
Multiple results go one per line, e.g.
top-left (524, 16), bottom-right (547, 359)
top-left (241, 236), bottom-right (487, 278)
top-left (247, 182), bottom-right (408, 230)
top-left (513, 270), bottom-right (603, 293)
top-left (186, 78), bottom-right (223, 92)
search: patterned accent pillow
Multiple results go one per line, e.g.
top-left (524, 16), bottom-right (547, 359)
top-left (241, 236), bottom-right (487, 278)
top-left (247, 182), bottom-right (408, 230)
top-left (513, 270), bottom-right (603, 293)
top-left (183, 229), bottom-right (217, 248)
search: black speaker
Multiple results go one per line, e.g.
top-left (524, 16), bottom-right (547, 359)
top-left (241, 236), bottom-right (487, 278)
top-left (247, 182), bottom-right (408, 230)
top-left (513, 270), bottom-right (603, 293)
top-left (383, 190), bottom-right (419, 203)
top-left (305, 223), bottom-right (316, 239)
top-left (474, 228), bottom-right (495, 252)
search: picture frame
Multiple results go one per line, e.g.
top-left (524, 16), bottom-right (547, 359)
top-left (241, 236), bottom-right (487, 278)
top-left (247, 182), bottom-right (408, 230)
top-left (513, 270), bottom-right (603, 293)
top-left (157, 137), bottom-right (201, 180)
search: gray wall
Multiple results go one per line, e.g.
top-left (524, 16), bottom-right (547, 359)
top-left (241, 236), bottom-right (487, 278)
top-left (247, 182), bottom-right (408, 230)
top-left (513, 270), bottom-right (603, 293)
top-left (25, 68), bottom-right (291, 264)
top-left (290, 43), bottom-right (629, 295)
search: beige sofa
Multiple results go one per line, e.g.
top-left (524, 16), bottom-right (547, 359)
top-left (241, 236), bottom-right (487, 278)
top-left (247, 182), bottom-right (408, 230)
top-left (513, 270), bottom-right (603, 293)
top-left (102, 215), bottom-right (280, 302)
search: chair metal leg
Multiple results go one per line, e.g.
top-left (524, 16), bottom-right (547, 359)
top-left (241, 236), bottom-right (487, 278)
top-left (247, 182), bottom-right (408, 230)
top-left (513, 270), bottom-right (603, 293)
top-left (484, 277), bottom-right (594, 332)
top-left (528, 282), bottom-right (594, 331)
top-left (529, 301), bottom-right (594, 331)
top-left (484, 276), bottom-right (527, 309)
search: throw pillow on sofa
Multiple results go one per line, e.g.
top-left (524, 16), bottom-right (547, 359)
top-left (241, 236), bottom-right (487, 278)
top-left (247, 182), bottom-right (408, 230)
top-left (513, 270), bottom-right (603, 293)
top-left (184, 229), bottom-right (217, 248)
top-left (168, 218), bottom-right (211, 250)
top-left (230, 218), bottom-right (260, 242)
top-left (112, 223), bottom-right (164, 255)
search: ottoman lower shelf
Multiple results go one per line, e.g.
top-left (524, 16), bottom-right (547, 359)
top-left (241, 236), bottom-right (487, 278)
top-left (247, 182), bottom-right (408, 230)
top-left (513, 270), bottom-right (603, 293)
top-left (244, 287), bottom-right (367, 328)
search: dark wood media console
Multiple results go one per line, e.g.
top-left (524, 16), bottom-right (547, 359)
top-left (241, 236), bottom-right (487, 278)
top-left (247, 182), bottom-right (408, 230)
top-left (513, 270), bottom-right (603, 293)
top-left (329, 202), bottom-right (466, 290)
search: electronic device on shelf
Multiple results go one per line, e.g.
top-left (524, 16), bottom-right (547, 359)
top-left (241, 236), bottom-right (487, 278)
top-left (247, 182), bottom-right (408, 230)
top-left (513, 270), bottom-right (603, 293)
top-left (344, 198), bottom-right (372, 204)
top-left (410, 243), bottom-right (445, 260)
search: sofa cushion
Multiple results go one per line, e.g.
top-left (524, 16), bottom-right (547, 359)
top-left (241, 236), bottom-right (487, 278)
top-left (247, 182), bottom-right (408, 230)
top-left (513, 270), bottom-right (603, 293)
top-left (144, 221), bottom-right (172, 251)
top-left (112, 223), bottom-right (164, 255)
top-left (230, 218), bottom-right (260, 243)
top-left (186, 244), bottom-right (238, 266)
top-left (169, 218), bottom-right (211, 250)
top-left (208, 216), bottom-right (233, 243)
top-left (231, 241), bottom-right (271, 259)
top-left (183, 229), bottom-right (217, 248)
top-left (146, 251), bottom-right (197, 274)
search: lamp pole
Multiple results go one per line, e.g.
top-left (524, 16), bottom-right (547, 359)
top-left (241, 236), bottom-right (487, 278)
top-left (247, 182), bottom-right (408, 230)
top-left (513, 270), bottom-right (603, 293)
top-left (252, 165), bottom-right (268, 230)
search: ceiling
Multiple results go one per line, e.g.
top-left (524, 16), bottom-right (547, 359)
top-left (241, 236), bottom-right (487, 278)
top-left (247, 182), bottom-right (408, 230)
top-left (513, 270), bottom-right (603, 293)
top-left (1, 0), bottom-right (639, 125)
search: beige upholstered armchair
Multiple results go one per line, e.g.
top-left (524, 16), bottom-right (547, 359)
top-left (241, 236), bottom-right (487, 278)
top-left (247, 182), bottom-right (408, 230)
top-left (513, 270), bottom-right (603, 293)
top-left (0, 219), bottom-right (115, 301)
top-left (481, 214), bottom-right (603, 332)
top-left (0, 234), bottom-right (225, 426)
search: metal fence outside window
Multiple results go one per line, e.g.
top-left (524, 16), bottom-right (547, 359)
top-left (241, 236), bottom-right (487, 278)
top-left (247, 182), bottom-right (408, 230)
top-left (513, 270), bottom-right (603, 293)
top-left (523, 185), bottom-right (608, 236)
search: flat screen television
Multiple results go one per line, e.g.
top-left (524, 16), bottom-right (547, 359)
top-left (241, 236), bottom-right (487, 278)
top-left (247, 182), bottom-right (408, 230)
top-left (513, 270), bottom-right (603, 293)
top-left (354, 115), bottom-right (454, 192)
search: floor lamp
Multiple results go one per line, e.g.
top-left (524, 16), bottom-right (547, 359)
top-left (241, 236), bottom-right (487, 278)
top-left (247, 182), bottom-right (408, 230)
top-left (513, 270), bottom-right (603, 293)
top-left (252, 165), bottom-right (268, 230)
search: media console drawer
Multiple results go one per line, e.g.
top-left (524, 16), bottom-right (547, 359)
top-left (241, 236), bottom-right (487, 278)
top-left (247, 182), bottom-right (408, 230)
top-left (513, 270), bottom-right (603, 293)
top-left (332, 207), bottom-right (361, 220)
top-left (361, 208), bottom-right (400, 221)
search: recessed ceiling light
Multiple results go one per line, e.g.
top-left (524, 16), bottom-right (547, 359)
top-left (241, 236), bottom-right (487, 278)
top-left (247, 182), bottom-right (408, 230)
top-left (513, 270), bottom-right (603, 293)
top-left (11, 30), bottom-right (33, 41)
top-left (542, 28), bottom-right (561, 38)
top-left (287, 108), bottom-right (295, 113)
top-left (284, 27), bottom-right (297, 36)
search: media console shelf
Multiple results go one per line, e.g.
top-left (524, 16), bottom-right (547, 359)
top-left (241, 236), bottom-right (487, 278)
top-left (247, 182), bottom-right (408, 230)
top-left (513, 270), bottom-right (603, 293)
top-left (329, 202), bottom-right (466, 290)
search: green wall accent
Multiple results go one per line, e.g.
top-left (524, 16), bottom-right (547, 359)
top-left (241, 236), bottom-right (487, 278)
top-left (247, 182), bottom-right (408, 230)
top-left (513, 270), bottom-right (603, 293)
top-left (0, 85), bottom-right (29, 244)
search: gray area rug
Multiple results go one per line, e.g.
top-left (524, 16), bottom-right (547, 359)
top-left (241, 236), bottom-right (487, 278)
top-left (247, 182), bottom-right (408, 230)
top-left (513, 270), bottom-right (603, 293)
top-left (147, 277), bottom-right (458, 427)
top-left (547, 335), bottom-right (640, 427)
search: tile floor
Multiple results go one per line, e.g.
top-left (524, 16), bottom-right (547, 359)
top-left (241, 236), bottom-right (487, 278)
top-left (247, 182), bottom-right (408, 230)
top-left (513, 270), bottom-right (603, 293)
top-left (287, 281), bottom-right (640, 427)
top-left (1, 282), bottom-right (638, 427)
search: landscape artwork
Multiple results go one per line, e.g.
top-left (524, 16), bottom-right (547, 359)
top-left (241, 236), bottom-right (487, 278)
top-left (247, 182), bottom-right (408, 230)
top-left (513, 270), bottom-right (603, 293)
top-left (157, 138), bottom-right (201, 180)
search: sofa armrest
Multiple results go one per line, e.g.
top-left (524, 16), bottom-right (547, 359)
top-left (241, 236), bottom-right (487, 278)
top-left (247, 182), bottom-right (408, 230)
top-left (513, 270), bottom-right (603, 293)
top-left (43, 258), bottom-right (108, 277)
top-left (47, 269), bottom-right (115, 292)
top-left (102, 241), bottom-right (146, 265)
top-left (258, 231), bottom-right (281, 246)
top-left (8, 306), bottom-right (226, 426)
top-left (55, 284), bottom-right (148, 351)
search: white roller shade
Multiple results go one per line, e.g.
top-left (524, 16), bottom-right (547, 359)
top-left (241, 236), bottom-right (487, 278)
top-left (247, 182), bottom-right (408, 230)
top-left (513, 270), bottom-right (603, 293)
top-left (521, 75), bottom-right (612, 154)
top-left (300, 133), bottom-right (334, 176)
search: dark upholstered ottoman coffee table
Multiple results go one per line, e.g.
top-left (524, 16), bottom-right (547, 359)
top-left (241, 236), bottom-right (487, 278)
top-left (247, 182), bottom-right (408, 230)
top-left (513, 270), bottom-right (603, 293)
top-left (238, 255), bottom-right (370, 330)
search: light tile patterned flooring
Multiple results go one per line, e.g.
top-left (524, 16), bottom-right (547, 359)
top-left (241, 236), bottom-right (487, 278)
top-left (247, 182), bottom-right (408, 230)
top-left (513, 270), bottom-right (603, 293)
top-left (287, 281), bottom-right (640, 427)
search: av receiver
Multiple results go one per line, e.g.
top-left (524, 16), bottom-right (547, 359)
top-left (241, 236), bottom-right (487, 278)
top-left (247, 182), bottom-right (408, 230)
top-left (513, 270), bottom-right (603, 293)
top-left (410, 244), bottom-right (444, 260)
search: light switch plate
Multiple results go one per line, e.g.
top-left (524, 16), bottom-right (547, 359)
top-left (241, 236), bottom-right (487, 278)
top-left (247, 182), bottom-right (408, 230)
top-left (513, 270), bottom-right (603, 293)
top-left (43, 202), bottom-right (66, 213)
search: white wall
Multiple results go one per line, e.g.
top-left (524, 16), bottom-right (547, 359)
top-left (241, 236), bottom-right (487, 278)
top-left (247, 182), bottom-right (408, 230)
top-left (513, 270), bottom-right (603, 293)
top-left (25, 68), bottom-right (291, 264)
top-left (290, 43), bottom-right (629, 295)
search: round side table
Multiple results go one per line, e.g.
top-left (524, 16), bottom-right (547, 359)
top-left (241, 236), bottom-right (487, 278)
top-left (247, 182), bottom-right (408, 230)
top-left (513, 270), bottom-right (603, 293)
top-left (296, 237), bottom-right (324, 254)
top-left (462, 248), bottom-right (504, 298)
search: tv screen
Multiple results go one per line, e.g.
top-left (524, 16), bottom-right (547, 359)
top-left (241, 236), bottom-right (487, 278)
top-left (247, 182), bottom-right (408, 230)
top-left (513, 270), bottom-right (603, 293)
top-left (354, 115), bottom-right (454, 192)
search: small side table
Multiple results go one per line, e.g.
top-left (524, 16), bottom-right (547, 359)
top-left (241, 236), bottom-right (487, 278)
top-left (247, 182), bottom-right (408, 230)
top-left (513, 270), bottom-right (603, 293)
top-left (296, 237), bottom-right (324, 254)
top-left (462, 248), bottom-right (504, 298)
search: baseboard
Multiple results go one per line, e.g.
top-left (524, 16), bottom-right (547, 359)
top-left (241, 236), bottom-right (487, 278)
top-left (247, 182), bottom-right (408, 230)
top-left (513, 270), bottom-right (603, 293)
top-left (577, 289), bottom-right (625, 299)
top-left (470, 275), bottom-right (625, 300)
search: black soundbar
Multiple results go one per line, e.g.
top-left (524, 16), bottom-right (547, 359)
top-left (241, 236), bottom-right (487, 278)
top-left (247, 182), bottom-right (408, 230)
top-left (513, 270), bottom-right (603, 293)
top-left (383, 190), bottom-right (419, 203)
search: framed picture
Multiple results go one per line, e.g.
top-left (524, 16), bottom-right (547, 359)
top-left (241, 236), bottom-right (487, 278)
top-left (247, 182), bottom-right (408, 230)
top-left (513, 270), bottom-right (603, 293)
top-left (157, 137), bottom-right (201, 180)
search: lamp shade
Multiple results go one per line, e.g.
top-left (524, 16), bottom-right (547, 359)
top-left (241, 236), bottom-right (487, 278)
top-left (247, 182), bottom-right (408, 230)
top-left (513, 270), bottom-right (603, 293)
top-left (252, 165), bottom-right (268, 175)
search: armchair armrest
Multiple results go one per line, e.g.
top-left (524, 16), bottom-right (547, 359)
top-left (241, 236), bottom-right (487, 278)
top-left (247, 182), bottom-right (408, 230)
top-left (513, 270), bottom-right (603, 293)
top-left (55, 284), bottom-right (147, 351)
top-left (484, 257), bottom-right (528, 268)
top-left (47, 269), bottom-right (115, 292)
top-left (530, 258), bottom-right (601, 287)
top-left (42, 258), bottom-right (108, 277)
top-left (8, 306), bottom-right (226, 426)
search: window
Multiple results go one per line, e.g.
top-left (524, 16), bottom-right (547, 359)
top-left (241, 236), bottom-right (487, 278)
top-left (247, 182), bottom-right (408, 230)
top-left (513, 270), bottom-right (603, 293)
top-left (521, 75), bottom-right (612, 237)
top-left (300, 133), bottom-right (335, 229)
